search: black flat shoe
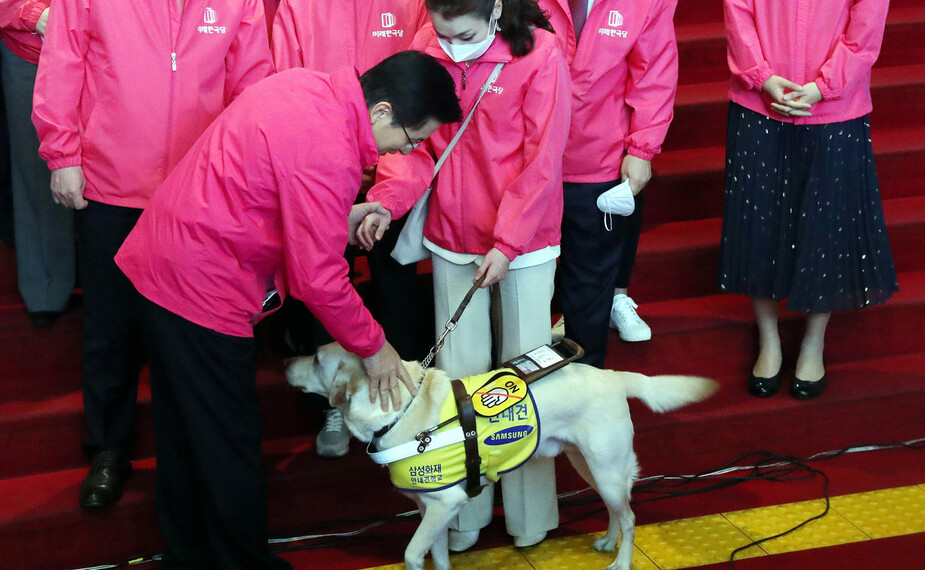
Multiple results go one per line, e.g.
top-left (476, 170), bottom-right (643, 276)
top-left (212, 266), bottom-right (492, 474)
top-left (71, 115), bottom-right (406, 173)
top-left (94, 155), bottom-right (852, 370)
top-left (790, 374), bottom-right (827, 400)
top-left (79, 449), bottom-right (133, 510)
top-left (748, 371), bottom-right (781, 397)
top-left (29, 310), bottom-right (64, 326)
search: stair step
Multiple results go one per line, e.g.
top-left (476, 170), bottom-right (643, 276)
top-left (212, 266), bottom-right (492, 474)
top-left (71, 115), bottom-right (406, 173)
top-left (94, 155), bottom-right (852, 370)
top-left (605, 268), bottom-right (925, 378)
top-left (2, 351), bottom-right (923, 569)
top-left (673, 8), bottom-right (925, 86)
top-left (632, 351), bottom-right (925, 476)
top-left (635, 193), bottom-right (925, 303)
top-left (0, 365), bottom-right (320, 480)
top-left (3, 192), bottom-right (924, 418)
top-left (3, 266), bottom-right (925, 478)
top-left (648, 125), bottom-right (925, 226)
top-left (663, 64), bottom-right (925, 152)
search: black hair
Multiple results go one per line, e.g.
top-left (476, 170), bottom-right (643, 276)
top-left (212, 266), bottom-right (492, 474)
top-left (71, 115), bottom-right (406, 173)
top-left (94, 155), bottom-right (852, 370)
top-left (360, 51), bottom-right (462, 129)
top-left (424, 0), bottom-right (553, 57)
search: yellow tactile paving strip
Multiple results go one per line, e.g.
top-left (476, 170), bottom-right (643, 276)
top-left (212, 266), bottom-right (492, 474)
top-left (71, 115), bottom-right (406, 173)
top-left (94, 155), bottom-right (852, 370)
top-left (365, 484), bottom-right (925, 569)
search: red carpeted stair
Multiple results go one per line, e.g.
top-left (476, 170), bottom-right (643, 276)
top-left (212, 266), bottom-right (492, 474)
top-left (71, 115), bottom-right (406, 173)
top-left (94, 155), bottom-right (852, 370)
top-left (1, 1), bottom-right (924, 568)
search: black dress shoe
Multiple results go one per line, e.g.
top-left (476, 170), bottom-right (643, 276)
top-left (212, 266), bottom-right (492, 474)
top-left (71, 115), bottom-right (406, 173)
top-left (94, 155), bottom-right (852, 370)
top-left (748, 370), bottom-right (781, 397)
top-left (790, 374), bottom-right (826, 400)
top-left (29, 310), bottom-right (64, 326)
top-left (79, 449), bottom-right (133, 510)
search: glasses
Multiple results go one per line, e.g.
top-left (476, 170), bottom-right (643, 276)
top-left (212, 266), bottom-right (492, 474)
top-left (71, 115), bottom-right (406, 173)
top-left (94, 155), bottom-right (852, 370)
top-left (401, 125), bottom-right (421, 150)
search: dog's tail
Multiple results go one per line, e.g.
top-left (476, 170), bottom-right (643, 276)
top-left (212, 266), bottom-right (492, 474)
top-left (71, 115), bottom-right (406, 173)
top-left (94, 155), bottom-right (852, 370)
top-left (622, 373), bottom-right (719, 413)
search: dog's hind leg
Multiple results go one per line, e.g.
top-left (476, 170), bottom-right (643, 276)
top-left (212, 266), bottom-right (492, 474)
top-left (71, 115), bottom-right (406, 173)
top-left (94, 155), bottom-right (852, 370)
top-left (578, 450), bottom-right (637, 570)
top-left (404, 488), bottom-right (468, 570)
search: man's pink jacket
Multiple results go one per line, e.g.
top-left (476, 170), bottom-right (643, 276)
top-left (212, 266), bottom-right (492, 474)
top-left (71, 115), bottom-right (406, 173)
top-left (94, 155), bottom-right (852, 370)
top-left (0, 0), bottom-right (46, 63)
top-left (725, 0), bottom-right (888, 124)
top-left (116, 69), bottom-right (385, 357)
top-left (32, 0), bottom-right (273, 209)
top-left (272, 0), bottom-right (427, 73)
top-left (368, 27), bottom-right (571, 261)
top-left (540, 0), bottom-right (678, 183)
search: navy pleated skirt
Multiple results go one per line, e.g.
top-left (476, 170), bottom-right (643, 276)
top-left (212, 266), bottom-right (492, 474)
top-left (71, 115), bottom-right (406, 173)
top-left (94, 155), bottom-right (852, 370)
top-left (718, 103), bottom-right (898, 313)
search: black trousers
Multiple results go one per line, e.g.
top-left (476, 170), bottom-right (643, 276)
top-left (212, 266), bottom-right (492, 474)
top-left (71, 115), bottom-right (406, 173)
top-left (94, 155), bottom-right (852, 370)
top-left (76, 200), bottom-right (143, 456)
top-left (559, 180), bottom-right (644, 368)
top-left (365, 214), bottom-right (434, 361)
top-left (280, 215), bottom-right (432, 362)
top-left (139, 297), bottom-right (291, 570)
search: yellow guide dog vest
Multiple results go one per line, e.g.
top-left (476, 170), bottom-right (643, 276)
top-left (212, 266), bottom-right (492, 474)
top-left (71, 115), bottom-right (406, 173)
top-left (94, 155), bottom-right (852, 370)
top-left (388, 369), bottom-right (540, 493)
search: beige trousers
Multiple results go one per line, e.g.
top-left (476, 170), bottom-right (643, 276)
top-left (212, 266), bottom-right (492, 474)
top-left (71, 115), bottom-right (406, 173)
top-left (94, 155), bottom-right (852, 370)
top-left (431, 255), bottom-right (559, 539)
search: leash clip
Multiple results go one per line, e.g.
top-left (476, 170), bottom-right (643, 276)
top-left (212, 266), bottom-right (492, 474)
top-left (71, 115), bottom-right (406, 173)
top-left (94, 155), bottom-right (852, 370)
top-left (415, 430), bottom-right (433, 453)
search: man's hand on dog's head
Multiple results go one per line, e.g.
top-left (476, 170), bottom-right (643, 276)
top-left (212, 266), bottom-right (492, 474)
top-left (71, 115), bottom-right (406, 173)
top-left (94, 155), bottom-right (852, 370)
top-left (362, 341), bottom-right (417, 411)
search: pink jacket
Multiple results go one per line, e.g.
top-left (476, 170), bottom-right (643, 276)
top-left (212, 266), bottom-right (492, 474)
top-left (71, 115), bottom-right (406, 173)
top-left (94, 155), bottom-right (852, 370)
top-left (0, 0), bottom-right (46, 63)
top-left (32, 0), bottom-right (273, 209)
top-left (725, 0), bottom-right (888, 124)
top-left (368, 26), bottom-right (571, 260)
top-left (116, 69), bottom-right (385, 357)
top-left (272, 0), bottom-right (428, 73)
top-left (539, 0), bottom-right (678, 183)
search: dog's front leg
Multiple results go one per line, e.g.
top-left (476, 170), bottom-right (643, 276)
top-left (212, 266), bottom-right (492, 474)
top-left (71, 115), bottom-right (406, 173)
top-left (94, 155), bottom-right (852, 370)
top-left (404, 487), bottom-right (468, 570)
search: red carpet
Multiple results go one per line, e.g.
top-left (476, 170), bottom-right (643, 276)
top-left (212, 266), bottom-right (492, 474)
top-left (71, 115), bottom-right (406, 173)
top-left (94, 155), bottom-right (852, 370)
top-left (0, 0), bottom-right (923, 568)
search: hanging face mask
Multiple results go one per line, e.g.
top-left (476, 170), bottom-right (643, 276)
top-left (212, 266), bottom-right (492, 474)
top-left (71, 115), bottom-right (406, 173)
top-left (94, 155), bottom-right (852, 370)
top-left (596, 180), bottom-right (636, 231)
top-left (438, 20), bottom-right (498, 63)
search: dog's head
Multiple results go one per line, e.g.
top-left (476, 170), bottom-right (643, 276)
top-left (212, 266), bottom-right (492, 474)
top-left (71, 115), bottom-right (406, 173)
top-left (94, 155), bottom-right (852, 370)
top-left (285, 342), bottom-right (425, 442)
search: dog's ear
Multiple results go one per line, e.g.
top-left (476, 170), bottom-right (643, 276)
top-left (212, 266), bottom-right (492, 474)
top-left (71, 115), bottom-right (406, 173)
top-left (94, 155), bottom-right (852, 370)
top-left (329, 361), bottom-right (366, 407)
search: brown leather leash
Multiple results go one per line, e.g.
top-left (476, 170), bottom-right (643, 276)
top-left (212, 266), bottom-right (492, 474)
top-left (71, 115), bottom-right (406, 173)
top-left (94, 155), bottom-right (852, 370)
top-left (421, 272), bottom-right (501, 369)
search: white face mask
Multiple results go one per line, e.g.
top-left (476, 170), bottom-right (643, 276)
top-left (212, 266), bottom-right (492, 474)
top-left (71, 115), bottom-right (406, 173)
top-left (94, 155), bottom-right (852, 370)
top-left (596, 180), bottom-right (636, 231)
top-left (438, 20), bottom-right (497, 63)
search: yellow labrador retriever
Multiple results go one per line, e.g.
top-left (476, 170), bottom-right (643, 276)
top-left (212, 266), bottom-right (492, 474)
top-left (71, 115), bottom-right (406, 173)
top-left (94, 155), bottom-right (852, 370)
top-left (285, 342), bottom-right (718, 570)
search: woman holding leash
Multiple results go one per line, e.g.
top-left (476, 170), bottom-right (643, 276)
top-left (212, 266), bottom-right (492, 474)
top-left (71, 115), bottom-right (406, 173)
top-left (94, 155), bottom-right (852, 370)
top-left (358, 0), bottom-right (570, 552)
top-left (720, 0), bottom-right (898, 399)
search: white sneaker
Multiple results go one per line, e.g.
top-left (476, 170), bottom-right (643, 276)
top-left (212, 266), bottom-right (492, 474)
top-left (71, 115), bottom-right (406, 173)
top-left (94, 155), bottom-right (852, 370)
top-left (609, 294), bottom-right (651, 342)
top-left (551, 315), bottom-right (565, 342)
top-left (316, 408), bottom-right (350, 458)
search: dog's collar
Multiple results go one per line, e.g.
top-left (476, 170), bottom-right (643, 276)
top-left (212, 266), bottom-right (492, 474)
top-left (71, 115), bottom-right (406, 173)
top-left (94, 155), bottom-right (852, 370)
top-left (370, 370), bottom-right (427, 440)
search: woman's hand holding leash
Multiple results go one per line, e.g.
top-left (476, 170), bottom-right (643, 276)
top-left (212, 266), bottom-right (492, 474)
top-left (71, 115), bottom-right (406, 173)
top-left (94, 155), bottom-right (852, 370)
top-left (363, 341), bottom-right (417, 412)
top-left (475, 248), bottom-right (510, 287)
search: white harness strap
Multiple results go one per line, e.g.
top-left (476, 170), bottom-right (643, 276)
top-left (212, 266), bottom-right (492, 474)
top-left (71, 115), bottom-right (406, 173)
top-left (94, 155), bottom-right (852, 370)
top-left (367, 426), bottom-right (466, 465)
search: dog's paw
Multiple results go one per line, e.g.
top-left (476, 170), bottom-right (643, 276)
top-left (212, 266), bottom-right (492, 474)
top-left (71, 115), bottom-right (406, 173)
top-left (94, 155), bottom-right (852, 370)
top-left (592, 534), bottom-right (618, 553)
top-left (604, 562), bottom-right (630, 570)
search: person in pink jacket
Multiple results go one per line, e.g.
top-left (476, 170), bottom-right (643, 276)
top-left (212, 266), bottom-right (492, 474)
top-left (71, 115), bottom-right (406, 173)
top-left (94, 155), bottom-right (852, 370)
top-left (1, 0), bottom-right (76, 326)
top-left (272, 0), bottom-right (431, 459)
top-left (541, 0), bottom-right (678, 364)
top-left (272, 0), bottom-right (428, 74)
top-left (720, 0), bottom-right (898, 400)
top-left (31, 0), bottom-right (273, 511)
top-left (358, 0), bottom-right (570, 552)
top-left (116, 51), bottom-right (462, 568)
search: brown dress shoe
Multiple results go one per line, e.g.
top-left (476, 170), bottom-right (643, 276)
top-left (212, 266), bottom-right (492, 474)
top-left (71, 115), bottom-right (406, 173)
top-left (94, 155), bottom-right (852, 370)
top-left (79, 448), bottom-right (132, 509)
